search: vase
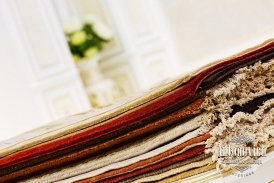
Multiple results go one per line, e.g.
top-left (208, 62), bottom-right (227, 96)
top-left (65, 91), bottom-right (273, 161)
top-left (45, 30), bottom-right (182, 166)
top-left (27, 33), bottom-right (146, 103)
top-left (76, 55), bottom-right (121, 108)
top-left (76, 55), bottom-right (103, 86)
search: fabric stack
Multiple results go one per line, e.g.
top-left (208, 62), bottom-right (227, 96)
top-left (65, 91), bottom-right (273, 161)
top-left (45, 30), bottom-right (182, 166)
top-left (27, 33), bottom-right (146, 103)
top-left (0, 40), bottom-right (273, 183)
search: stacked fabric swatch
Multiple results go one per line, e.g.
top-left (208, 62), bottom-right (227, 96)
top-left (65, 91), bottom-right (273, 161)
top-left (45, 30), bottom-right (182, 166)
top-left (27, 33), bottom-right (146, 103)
top-left (0, 40), bottom-right (273, 183)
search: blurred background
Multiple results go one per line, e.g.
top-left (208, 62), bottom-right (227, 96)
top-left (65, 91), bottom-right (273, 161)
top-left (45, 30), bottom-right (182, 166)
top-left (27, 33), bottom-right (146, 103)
top-left (1, 0), bottom-right (274, 141)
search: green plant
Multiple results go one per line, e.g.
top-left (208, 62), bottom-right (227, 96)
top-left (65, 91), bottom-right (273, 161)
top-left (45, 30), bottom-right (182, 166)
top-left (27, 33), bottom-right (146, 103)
top-left (64, 16), bottom-right (113, 61)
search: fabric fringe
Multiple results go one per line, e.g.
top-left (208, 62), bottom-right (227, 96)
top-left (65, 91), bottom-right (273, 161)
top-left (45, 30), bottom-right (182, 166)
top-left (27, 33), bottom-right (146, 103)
top-left (203, 59), bottom-right (274, 122)
top-left (207, 99), bottom-right (274, 169)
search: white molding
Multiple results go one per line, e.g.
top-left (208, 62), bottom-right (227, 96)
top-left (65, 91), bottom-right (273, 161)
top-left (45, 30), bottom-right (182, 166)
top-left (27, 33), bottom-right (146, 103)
top-left (10, 0), bottom-right (63, 80)
top-left (99, 0), bottom-right (126, 60)
top-left (43, 78), bottom-right (90, 119)
top-left (149, 0), bottom-right (184, 76)
top-left (6, 0), bottom-right (90, 122)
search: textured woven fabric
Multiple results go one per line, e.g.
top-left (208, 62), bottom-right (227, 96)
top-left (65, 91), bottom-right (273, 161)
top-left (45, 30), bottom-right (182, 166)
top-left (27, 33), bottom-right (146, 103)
top-left (77, 134), bottom-right (210, 182)
top-left (1, 39), bottom-right (273, 158)
top-left (127, 158), bottom-right (213, 183)
top-left (1, 39), bottom-right (273, 159)
top-left (0, 40), bottom-right (273, 182)
top-left (0, 98), bottom-right (205, 171)
top-left (19, 127), bottom-right (208, 182)
top-left (1, 122), bottom-right (204, 182)
top-left (119, 153), bottom-right (211, 183)
top-left (98, 145), bottom-right (206, 183)
top-left (158, 163), bottom-right (216, 183)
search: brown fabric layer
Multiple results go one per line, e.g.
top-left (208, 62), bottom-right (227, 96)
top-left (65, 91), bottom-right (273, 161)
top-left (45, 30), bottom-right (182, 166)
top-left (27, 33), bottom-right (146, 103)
top-left (99, 145), bottom-right (206, 183)
top-left (158, 163), bottom-right (216, 183)
top-left (77, 133), bottom-right (210, 182)
top-left (0, 99), bottom-right (204, 182)
top-left (121, 153), bottom-right (211, 183)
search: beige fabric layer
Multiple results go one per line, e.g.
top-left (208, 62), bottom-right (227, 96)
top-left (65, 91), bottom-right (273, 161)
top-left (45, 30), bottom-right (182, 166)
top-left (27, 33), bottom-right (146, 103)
top-left (1, 39), bottom-right (273, 157)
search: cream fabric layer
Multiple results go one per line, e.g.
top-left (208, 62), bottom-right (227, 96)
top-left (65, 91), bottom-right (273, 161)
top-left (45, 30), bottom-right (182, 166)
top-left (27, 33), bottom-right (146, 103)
top-left (2, 39), bottom-right (273, 157)
top-left (23, 114), bottom-right (213, 182)
top-left (131, 158), bottom-right (212, 183)
top-left (170, 166), bottom-right (218, 183)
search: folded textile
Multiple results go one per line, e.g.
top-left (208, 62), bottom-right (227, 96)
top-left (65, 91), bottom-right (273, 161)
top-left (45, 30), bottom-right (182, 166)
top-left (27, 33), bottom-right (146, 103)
top-left (97, 145), bottom-right (207, 183)
top-left (16, 128), bottom-right (207, 182)
top-left (0, 39), bottom-right (273, 182)
top-left (0, 98), bottom-right (204, 171)
top-left (125, 158), bottom-right (213, 183)
top-left (77, 134), bottom-right (210, 182)
top-left (120, 153), bottom-right (211, 183)
top-left (158, 163), bottom-right (217, 183)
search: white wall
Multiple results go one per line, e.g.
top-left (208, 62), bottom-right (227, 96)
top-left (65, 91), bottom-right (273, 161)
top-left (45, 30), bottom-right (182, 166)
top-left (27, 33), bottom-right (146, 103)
top-left (0, 1), bottom-right (49, 141)
top-left (1, 0), bottom-right (274, 142)
top-left (0, 0), bottom-right (90, 141)
top-left (160, 0), bottom-right (274, 72)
